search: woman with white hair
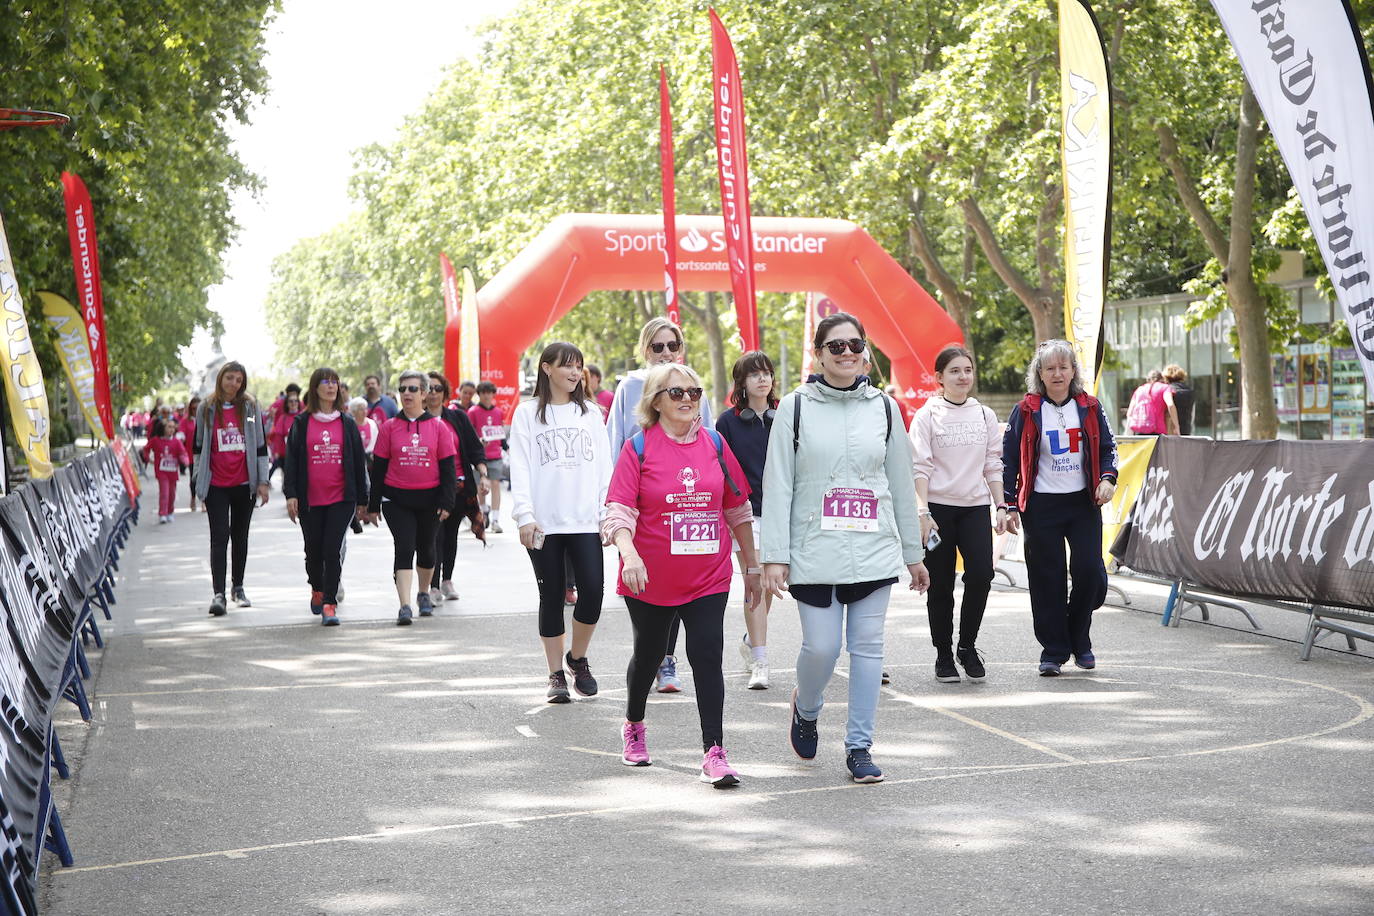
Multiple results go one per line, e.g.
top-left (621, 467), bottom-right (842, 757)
top-left (348, 396), bottom-right (378, 460)
top-left (603, 361), bottom-right (759, 786)
top-left (1001, 339), bottom-right (1118, 677)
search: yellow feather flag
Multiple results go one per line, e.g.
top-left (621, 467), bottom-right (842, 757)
top-left (0, 211), bottom-right (52, 479)
top-left (39, 291), bottom-right (107, 443)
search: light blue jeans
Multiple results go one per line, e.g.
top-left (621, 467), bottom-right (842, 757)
top-left (794, 585), bottom-right (891, 750)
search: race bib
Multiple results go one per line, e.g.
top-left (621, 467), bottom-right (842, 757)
top-left (481, 424), bottom-right (504, 442)
top-left (158, 453), bottom-right (179, 473)
top-left (821, 487), bottom-right (879, 532)
top-left (669, 510), bottom-right (720, 555)
top-left (217, 426), bottom-right (246, 452)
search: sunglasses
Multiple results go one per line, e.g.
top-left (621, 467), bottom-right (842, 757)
top-left (649, 340), bottom-right (682, 354)
top-left (656, 386), bottom-right (703, 402)
top-left (820, 338), bottom-right (867, 356)
top-left (428, 385), bottom-right (447, 394)
top-left (397, 385), bottom-right (424, 394)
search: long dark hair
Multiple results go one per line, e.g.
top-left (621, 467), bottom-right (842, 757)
top-left (534, 341), bottom-right (589, 424)
top-left (210, 361), bottom-right (251, 424)
top-left (305, 367), bottom-right (344, 414)
top-left (729, 350), bottom-right (778, 410)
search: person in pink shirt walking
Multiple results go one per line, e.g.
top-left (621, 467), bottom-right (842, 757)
top-left (141, 417), bottom-right (190, 524)
top-left (467, 381), bottom-right (507, 534)
top-left (602, 362), bottom-right (762, 788)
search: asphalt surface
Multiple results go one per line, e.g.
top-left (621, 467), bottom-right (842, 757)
top-left (39, 474), bottom-right (1374, 915)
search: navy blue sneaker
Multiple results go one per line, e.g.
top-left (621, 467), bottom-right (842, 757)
top-left (789, 688), bottom-right (818, 760)
top-left (845, 747), bottom-right (884, 783)
top-left (1074, 652), bottom-right (1096, 670)
top-left (1038, 661), bottom-right (1061, 677)
top-left (397, 605), bottom-right (413, 626)
top-left (416, 593), bottom-right (434, 617)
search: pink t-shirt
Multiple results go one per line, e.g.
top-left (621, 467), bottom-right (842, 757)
top-left (306, 415), bottom-right (347, 506)
top-left (596, 389), bottom-right (614, 423)
top-left (374, 415), bottom-right (457, 490)
top-left (467, 403), bottom-right (506, 461)
top-left (143, 437), bottom-right (188, 479)
top-left (358, 418), bottom-right (376, 453)
top-left (209, 406), bottom-right (249, 487)
top-left (606, 425), bottom-right (750, 606)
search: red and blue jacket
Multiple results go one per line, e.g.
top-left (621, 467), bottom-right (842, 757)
top-left (1001, 392), bottom-right (1117, 512)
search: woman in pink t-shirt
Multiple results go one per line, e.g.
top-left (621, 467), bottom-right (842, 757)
top-left (364, 369), bottom-right (459, 625)
top-left (179, 397), bottom-right (200, 512)
top-left (284, 367), bottom-right (369, 626)
top-left (601, 362), bottom-right (761, 788)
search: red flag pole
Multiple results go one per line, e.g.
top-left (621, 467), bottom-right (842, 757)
top-left (60, 172), bottom-right (115, 439)
top-left (659, 64), bottom-right (681, 327)
top-left (709, 8), bottom-right (759, 352)
top-left (439, 252), bottom-right (461, 385)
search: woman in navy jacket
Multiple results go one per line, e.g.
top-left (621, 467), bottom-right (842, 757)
top-left (1001, 340), bottom-right (1117, 676)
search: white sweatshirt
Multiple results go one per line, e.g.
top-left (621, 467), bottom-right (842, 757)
top-left (509, 398), bottom-right (613, 534)
top-left (909, 396), bottom-right (1003, 507)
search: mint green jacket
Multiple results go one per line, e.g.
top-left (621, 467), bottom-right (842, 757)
top-left (760, 380), bottom-right (923, 584)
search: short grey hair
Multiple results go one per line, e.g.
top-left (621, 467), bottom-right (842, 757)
top-left (347, 396), bottom-right (368, 413)
top-left (637, 363), bottom-right (703, 429)
top-left (396, 370), bottom-right (428, 390)
top-left (1025, 339), bottom-right (1085, 397)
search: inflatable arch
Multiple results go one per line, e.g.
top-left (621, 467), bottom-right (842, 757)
top-left (474, 213), bottom-right (963, 413)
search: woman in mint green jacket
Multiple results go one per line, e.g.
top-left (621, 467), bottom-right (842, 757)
top-left (761, 312), bottom-right (929, 784)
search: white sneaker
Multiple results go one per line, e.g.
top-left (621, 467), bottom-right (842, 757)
top-left (490, 520), bottom-right (503, 533)
top-left (747, 660), bottom-right (770, 690)
top-left (440, 580), bottom-right (459, 601)
top-left (738, 635), bottom-right (752, 671)
top-left (429, 587), bottom-right (443, 604)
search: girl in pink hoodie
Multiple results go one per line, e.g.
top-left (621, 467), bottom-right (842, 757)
top-left (142, 417), bottom-right (190, 524)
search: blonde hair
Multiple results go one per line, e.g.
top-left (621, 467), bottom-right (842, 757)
top-left (638, 317), bottom-right (683, 364)
top-left (637, 363), bottom-right (702, 429)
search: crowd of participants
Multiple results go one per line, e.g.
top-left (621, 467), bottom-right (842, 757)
top-left (127, 311), bottom-right (1123, 789)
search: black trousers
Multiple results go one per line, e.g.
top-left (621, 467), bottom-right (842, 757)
top-left (301, 501), bottom-right (355, 604)
top-left (432, 510), bottom-right (462, 581)
top-left (625, 593), bottom-right (727, 751)
top-left (526, 533), bottom-right (604, 638)
top-left (1022, 489), bottom-right (1107, 664)
top-left (382, 491), bottom-right (441, 572)
top-left (925, 503), bottom-right (995, 651)
top-left (206, 484), bottom-right (255, 594)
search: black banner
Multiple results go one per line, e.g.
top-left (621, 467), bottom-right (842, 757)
top-left (1124, 438), bottom-right (1374, 610)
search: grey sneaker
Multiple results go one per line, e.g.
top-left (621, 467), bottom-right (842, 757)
top-left (231, 586), bottom-right (252, 607)
top-left (546, 670), bottom-right (571, 704)
top-left (209, 593), bottom-right (227, 617)
top-left (397, 605), bottom-right (413, 626)
top-left (416, 592), bottom-right (434, 617)
top-left (565, 652), bottom-right (598, 697)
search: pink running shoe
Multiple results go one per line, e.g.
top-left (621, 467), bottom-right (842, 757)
top-left (621, 721), bottom-right (651, 767)
top-left (699, 745), bottom-right (740, 788)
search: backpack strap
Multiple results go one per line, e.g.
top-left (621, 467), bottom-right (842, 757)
top-left (882, 394), bottom-right (892, 442)
top-left (631, 430), bottom-right (646, 463)
top-left (792, 396), bottom-right (802, 453)
top-left (636, 428), bottom-right (740, 497)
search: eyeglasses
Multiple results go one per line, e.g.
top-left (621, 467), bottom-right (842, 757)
top-left (649, 340), bottom-right (682, 354)
top-left (820, 338), bottom-right (867, 356)
top-left (655, 386), bottom-right (703, 402)
top-left (397, 385), bottom-right (424, 394)
top-left (318, 379), bottom-right (339, 386)
top-left (428, 385), bottom-right (446, 394)
top-left (739, 406), bottom-right (775, 421)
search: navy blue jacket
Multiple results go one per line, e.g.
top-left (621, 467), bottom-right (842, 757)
top-left (1001, 393), bottom-right (1117, 511)
top-left (715, 405), bottom-right (773, 517)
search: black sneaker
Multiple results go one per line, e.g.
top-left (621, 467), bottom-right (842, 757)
top-left (789, 688), bottom-right (818, 760)
top-left (416, 592), bottom-right (434, 617)
top-left (208, 593), bottom-right (227, 617)
top-left (565, 652), bottom-right (598, 697)
top-left (935, 652), bottom-right (961, 683)
top-left (846, 747), bottom-right (884, 783)
top-left (397, 605), bottom-right (413, 626)
top-left (231, 586), bottom-right (252, 607)
top-left (956, 646), bottom-right (986, 682)
top-left (546, 670), bottom-right (571, 704)
top-left (350, 517), bottom-right (364, 534)
top-left (881, 670), bottom-right (891, 685)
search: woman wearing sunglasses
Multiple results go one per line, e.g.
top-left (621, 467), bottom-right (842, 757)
top-left (714, 351), bottom-right (778, 690)
top-left (606, 317), bottom-right (714, 694)
top-left (364, 369), bottom-right (459, 625)
top-left (604, 362), bottom-right (760, 786)
top-left (761, 312), bottom-right (929, 784)
top-left (509, 342), bottom-right (613, 704)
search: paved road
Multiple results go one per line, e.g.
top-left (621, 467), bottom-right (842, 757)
top-left (40, 477), bottom-right (1374, 915)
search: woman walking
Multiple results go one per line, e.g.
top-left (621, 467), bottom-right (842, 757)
top-left (426, 372), bottom-right (488, 603)
top-left (193, 362), bottom-right (271, 617)
top-left (284, 368), bottom-right (369, 626)
top-left (714, 351), bottom-right (778, 690)
top-left (364, 370), bottom-right (459, 625)
top-left (1001, 340), bottom-right (1117, 676)
top-left (909, 345), bottom-right (1004, 683)
top-left (761, 312), bottom-right (928, 784)
top-left (604, 362), bottom-right (759, 787)
top-left (509, 343), bottom-right (613, 704)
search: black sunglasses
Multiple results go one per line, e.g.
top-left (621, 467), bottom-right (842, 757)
top-left (397, 384), bottom-right (424, 394)
top-left (739, 406), bottom-right (775, 421)
top-left (428, 385), bottom-right (447, 394)
top-left (656, 386), bottom-right (703, 402)
top-left (820, 338), bottom-right (867, 356)
top-left (649, 340), bottom-right (682, 354)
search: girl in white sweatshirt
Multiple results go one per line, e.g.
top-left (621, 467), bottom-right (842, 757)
top-left (510, 342), bottom-right (613, 704)
top-left (909, 345), bottom-right (1005, 684)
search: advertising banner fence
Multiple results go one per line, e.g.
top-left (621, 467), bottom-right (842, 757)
top-left (1122, 437), bottom-right (1374, 610)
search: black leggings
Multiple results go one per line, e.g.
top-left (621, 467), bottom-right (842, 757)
top-left (382, 494), bottom-right (440, 571)
top-left (527, 533), bottom-right (604, 637)
top-left (432, 511), bottom-right (462, 581)
top-left (301, 501), bottom-right (355, 604)
top-left (925, 503), bottom-right (995, 650)
top-left (206, 484), bottom-right (255, 594)
top-left (625, 593), bottom-right (727, 751)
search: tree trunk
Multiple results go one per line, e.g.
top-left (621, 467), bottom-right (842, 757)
top-left (907, 190), bottom-right (976, 365)
top-left (1227, 83), bottom-right (1278, 439)
top-left (961, 196), bottom-right (1064, 342)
